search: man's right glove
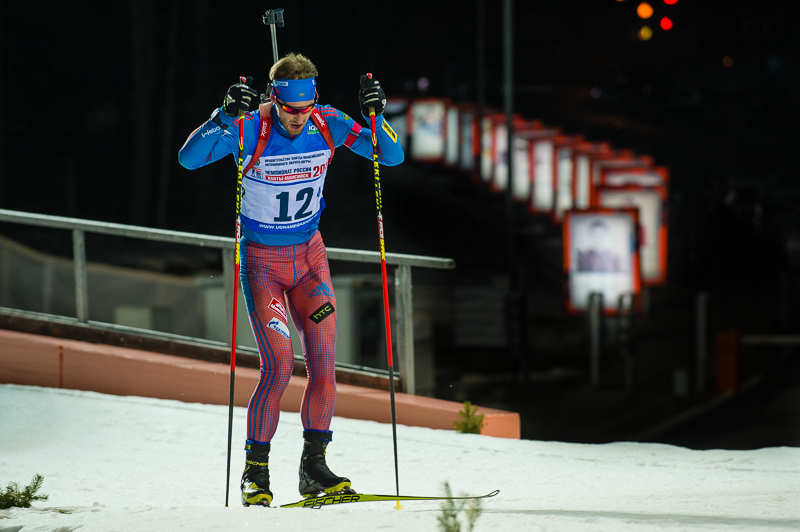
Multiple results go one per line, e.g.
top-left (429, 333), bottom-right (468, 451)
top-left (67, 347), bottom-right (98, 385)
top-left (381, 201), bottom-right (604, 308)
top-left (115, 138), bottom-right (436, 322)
top-left (223, 76), bottom-right (258, 116)
top-left (359, 74), bottom-right (386, 116)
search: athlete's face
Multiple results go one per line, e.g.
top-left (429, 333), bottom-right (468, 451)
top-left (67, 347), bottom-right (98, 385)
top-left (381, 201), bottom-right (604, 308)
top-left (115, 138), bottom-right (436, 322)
top-left (274, 96), bottom-right (315, 135)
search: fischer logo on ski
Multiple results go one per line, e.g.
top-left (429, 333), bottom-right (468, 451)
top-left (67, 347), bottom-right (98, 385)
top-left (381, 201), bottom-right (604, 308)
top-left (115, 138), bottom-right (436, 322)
top-left (301, 493), bottom-right (361, 507)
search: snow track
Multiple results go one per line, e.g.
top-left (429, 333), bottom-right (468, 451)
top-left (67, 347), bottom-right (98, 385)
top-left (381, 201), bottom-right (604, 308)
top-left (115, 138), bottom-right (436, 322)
top-left (1, 384), bottom-right (799, 531)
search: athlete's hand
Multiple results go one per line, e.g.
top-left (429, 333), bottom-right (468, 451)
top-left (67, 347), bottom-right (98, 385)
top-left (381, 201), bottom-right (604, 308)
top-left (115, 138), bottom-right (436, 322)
top-left (359, 74), bottom-right (386, 117)
top-left (223, 76), bottom-right (258, 116)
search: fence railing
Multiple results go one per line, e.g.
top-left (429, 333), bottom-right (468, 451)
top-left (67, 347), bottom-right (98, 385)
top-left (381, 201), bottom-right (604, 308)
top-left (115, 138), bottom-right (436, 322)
top-left (0, 208), bottom-right (456, 394)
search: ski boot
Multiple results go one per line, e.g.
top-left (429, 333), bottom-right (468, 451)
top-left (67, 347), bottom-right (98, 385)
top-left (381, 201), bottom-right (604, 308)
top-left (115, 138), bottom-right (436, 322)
top-left (298, 430), bottom-right (354, 498)
top-left (241, 441), bottom-right (273, 507)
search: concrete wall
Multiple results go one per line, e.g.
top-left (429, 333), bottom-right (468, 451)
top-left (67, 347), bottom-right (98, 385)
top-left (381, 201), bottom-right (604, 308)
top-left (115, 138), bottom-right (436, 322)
top-left (0, 328), bottom-right (520, 438)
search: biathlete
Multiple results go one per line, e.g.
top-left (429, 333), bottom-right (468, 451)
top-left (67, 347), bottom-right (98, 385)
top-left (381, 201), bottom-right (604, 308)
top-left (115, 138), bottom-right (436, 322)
top-left (178, 52), bottom-right (404, 506)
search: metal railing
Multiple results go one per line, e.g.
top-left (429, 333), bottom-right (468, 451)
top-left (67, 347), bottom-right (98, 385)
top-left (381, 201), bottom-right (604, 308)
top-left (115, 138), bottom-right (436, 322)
top-left (0, 208), bottom-right (455, 394)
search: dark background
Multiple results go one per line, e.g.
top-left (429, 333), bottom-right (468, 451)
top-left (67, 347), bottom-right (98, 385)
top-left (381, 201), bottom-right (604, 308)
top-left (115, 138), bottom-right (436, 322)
top-left (1, 0), bottom-right (799, 447)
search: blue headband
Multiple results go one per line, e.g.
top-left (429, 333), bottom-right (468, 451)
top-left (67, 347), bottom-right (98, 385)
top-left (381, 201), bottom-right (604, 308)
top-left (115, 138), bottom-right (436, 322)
top-left (272, 78), bottom-right (316, 102)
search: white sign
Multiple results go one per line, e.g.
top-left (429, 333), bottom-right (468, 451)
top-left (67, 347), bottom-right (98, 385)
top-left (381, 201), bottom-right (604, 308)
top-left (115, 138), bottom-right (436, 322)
top-left (512, 135), bottom-right (530, 201)
top-left (409, 100), bottom-right (446, 161)
top-left (555, 146), bottom-right (573, 222)
top-left (492, 123), bottom-right (508, 191)
top-left (459, 109), bottom-right (475, 173)
top-left (445, 106), bottom-right (460, 167)
top-left (565, 210), bottom-right (640, 312)
top-left (531, 139), bottom-right (555, 212)
top-left (598, 187), bottom-right (666, 284)
top-left (574, 153), bottom-right (591, 209)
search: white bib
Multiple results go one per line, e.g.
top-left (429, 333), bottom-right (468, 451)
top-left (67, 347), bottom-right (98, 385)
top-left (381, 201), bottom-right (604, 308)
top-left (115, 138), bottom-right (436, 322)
top-left (241, 149), bottom-right (330, 232)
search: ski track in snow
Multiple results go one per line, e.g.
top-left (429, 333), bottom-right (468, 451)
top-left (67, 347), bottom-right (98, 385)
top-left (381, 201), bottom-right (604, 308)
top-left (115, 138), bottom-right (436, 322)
top-left (1, 384), bottom-right (799, 531)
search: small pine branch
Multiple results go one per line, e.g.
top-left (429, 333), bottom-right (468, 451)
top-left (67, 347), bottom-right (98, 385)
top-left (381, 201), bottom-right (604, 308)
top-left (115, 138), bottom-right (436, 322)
top-left (464, 497), bottom-right (484, 532)
top-left (0, 474), bottom-right (49, 509)
top-left (437, 481), bottom-right (482, 532)
top-left (453, 401), bottom-right (485, 434)
top-left (437, 482), bottom-right (461, 532)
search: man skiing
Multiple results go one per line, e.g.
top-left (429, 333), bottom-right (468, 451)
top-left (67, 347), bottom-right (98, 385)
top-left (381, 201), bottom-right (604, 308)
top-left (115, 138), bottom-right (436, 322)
top-left (178, 52), bottom-right (403, 507)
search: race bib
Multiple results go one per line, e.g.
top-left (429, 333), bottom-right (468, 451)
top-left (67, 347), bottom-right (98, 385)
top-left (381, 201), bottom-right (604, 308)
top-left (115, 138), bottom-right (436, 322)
top-left (242, 150), bottom-right (330, 233)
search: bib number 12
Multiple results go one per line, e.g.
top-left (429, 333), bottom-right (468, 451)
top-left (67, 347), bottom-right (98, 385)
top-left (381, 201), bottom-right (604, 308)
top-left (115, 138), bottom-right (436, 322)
top-left (275, 187), bottom-right (315, 222)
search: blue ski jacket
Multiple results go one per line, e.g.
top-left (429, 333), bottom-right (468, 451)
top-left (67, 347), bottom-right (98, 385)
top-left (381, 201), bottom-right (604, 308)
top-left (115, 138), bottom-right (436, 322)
top-left (179, 104), bottom-right (404, 246)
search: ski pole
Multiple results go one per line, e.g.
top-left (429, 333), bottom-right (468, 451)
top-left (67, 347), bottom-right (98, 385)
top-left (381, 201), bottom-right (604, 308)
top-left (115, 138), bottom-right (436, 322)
top-left (366, 73), bottom-right (402, 510)
top-left (224, 9), bottom-right (284, 508)
top-left (224, 93), bottom-right (247, 508)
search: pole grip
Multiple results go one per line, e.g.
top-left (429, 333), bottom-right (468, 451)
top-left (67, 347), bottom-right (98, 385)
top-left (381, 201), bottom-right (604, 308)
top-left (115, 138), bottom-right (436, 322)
top-left (369, 109), bottom-right (377, 145)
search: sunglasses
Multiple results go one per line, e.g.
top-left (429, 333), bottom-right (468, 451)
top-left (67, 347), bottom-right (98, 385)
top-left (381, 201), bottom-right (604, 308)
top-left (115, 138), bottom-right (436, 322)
top-left (275, 97), bottom-right (317, 115)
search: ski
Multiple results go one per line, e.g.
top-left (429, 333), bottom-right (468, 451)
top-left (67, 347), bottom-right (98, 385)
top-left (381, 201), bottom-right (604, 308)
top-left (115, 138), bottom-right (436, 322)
top-left (279, 489), bottom-right (499, 509)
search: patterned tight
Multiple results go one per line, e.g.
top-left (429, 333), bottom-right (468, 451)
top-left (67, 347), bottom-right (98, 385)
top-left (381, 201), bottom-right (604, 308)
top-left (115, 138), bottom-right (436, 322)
top-left (240, 231), bottom-right (337, 443)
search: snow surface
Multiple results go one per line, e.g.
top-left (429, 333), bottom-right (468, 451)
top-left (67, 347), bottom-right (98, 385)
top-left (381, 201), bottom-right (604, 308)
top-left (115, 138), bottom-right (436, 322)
top-left (1, 384), bottom-right (799, 532)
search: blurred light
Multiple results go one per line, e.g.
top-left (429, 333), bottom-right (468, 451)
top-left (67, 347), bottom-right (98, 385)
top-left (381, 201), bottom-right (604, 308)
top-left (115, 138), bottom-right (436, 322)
top-left (664, 0), bottom-right (678, 4)
top-left (590, 87), bottom-right (602, 98)
top-left (637, 2), bottom-right (654, 19)
top-left (723, 56), bottom-right (734, 67)
top-left (660, 17), bottom-right (673, 30)
top-left (417, 77), bottom-right (430, 93)
top-left (638, 25), bottom-right (654, 40)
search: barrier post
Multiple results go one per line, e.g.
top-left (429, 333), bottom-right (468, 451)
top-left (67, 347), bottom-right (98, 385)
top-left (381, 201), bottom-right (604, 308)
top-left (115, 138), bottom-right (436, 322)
top-left (588, 292), bottom-right (603, 386)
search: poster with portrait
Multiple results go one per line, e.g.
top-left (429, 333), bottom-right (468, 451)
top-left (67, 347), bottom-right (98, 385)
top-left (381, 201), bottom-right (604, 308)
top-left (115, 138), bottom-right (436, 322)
top-left (409, 99), bottom-right (446, 161)
top-left (383, 98), bottom-right (408, 150)
top-left (564, 208), bottom-right (641, 313)
top-left (597, 185), bottom-right (668, 285)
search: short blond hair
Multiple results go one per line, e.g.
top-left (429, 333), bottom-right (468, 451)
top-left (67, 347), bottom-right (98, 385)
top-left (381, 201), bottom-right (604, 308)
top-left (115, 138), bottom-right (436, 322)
top-left (270, 52), bottom-right (318, 81)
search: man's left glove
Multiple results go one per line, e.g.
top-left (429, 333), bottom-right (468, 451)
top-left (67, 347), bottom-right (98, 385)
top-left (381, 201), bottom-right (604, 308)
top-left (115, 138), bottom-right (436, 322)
top-left (223, 76), bottom-right (259, 117)
top-left (359, 74), bottom-right (386, 116)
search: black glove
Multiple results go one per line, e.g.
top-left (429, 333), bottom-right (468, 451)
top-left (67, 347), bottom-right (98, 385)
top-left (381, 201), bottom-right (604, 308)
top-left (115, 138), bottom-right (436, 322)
top-left (359, 74), bottom-right (386, 116)
top-left (223, 76), bottom-right (258, 116)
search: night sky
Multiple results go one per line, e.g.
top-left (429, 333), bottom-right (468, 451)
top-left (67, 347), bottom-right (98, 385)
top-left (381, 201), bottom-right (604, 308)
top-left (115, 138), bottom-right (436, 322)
top-left (0, 0), bottom-right (797, 304)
